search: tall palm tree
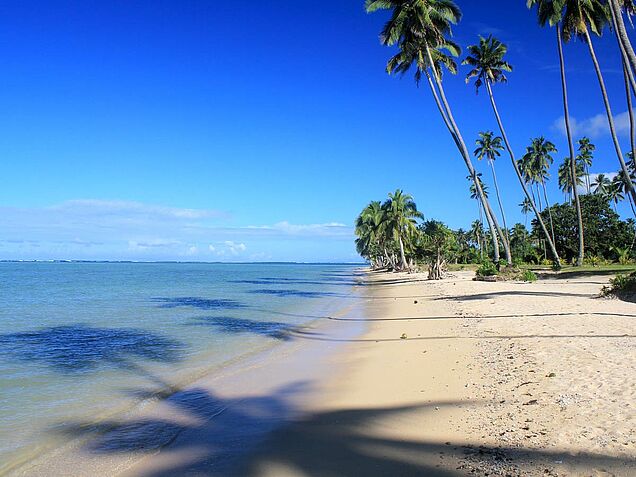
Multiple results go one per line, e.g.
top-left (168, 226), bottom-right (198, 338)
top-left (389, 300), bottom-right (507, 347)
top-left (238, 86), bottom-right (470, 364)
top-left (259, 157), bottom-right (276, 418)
top-left (608, 0), bottom-right (636, 88)
top-left (527, 0), bottom-right (585, 266)
top-left (592, 173), bottom-right (612, 196)
top-left (366, 0), bottom-right (512, 265)
top-left (561, 0), bottom-right (636, 207)
top-left (520, 197), bottom-right (533, 227)
top-left (558, 156), bottom-right (585, 202)
top-left (474, 131), bottom-right (509, 237)
top-left (382, 189), bottom-right (423, 271)
top-left (576, 137), bottom-right (595, 193)
top-left (355, 201), bottom-right (386, 268)
top-left (463, 35), bottom-right (560, 266)
top-left (523, 137), bottom-right (558, 244)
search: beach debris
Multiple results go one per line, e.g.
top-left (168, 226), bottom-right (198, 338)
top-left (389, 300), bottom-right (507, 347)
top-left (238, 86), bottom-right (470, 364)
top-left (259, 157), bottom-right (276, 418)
top-left (400, 333), bottom-right (408, 339)
top-left (414, 300), bottom-right (418, 304)
top-left (546, 372), bottom-right (557, 378)
top-left (522, 399), bottom-right (539, 405)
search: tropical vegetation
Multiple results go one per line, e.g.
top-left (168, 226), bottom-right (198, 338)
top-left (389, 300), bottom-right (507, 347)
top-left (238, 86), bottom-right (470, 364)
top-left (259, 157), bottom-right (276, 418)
top-left (358, 0), bottom-right (636, 272)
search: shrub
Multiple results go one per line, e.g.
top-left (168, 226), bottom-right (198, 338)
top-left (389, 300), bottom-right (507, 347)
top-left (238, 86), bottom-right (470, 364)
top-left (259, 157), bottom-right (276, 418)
top-left (519, 270), bottom-right (537, 282)
top-left (476, 260), bottom-right (498, 277)
top-left (601, 272), bottom-right (636, 300)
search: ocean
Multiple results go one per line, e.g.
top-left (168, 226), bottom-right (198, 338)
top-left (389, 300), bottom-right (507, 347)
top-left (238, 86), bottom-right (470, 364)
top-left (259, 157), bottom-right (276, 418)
top-left (0, 262), bottom-right (359, 472)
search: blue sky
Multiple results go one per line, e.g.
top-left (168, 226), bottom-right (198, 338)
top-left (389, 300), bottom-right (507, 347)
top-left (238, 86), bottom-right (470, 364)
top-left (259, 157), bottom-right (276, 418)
top-left (0, 0), bottom-right (634, 262)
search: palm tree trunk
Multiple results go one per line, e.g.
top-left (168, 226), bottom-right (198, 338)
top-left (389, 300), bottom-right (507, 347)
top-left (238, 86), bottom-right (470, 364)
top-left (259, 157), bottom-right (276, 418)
top-left (424, 69), bottom-right (502, 264)
top-left (488, 158), bottom-right (510, 243)
top-left (584, 28), bottom-right (636, 206)
top-left (610, 0), bottom-right (636, 79)
top-left (542, 181), bottom-right (557, 245)
top-left (424, 46), bottom-right (511, 265)
top-left (398, 234), bottom-right (407, 271)
top-left (625, 61), bottom-right (636, 161)
top-left (558, 24), bottom-right (585, 266)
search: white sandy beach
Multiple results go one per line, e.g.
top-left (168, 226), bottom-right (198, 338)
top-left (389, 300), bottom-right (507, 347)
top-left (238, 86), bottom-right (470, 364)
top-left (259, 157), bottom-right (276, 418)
top-left (12, 269), bottom-right (636, 476)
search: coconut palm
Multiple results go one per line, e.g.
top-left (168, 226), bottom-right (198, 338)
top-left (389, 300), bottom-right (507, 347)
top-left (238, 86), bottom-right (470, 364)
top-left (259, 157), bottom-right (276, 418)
top-left (355, 201), bottom-right (387, 268)
top-left (474, 131), bottom-right (509, 237)
top-left (608, 177), bottom-right (626, 210)
top-left (522, 137), bottom-right (558, 244)
top-left (463, 35), bottom-right (560, 266)
top-left (558, 156), bottom-right (585, 202)
top-left (576, 137), bottom-right (595, 193)
top-left (520, 197), bottom-right (533, 227)
top-left (560, 0), bottom-right (636, 208)
top-left (527, 0), bottom-right (585, 266)
top-left (382, 189), bottom-right (423, 271)
top-left (608, 1), bottom-right (636, 92)
top-left (592, 173), bottom-right (612, 196)
top-left (366, 0), bottom-right (512, 265)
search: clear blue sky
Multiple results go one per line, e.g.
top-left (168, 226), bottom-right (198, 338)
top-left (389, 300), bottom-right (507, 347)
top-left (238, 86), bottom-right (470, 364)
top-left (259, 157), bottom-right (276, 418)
top-left (0, 1), bottom-right (633, 262)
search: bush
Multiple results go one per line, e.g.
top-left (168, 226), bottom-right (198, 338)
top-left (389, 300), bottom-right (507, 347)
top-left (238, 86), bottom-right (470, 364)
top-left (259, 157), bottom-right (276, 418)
top-left (601, 272), bottom-right (636, 299)
top-left (518, 270), bottom-right (537, 282)
top-left (476, 260), bottom-right (498, 277)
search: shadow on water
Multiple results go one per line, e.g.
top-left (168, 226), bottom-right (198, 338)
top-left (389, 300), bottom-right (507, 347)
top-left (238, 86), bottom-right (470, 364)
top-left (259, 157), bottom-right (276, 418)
top-left (152, 297), bottom-right (246, 310)
top-left (51, 383), bottom-right (636, 476)
top-left (186, 316), bottom-right (317, 341)
top-left (248, 289), bottom-right (344, 298)
top-left (0, 324), bottom-right (184, 374)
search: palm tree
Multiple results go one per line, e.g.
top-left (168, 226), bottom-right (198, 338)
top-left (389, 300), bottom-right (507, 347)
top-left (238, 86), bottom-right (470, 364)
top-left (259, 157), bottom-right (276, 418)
top-left (355, 201), bottom-right (387, 268)
top-left (382, 189), bottom-right (423, 271)
top-left (558, 156), bottom-right (585, 202)
top-left (608, 177), bottom-right (626, 210)
top-left (474, 131), bottom-right (509, 238)
top-left (520, 197), bottom-right (533, 227)
top-left (463, 35), bottom-right (560, 266)
top-left (608, 0), bottom-right (636, 90)
top-left (576, 137), bottom-right (595, 193)
top-left (561, 0), bottom-right (636, 207)
top-left (366, 0), bottom-right (512, 266)
top-left (592, 173), bottom-right (612, 196)
top-left (527, 0), bottom-right (585, 266)
top-left (470, 219), bottom-right (485, 259)
top-left (522, 137), bottom-right (558, 244)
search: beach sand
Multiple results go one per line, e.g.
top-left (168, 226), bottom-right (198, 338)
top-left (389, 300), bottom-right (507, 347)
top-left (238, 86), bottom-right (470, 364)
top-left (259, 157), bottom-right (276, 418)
top-left (12, 269), bottom-right (636, 476)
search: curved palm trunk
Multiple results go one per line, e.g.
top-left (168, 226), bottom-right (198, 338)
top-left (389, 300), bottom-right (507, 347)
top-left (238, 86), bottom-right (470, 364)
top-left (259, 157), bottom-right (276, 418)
top-left (610, 0), bottom-right (636, 79)
top-left (423, 69), bottom-right (503, 264)
top-left (625, 62), bottom-right (636, 161)
top-left (398, 234), bottom-right (408, 272)
top-left (424, 46), bottom-right (512, 265)
top-left (583, 29), bottom-right (636, 207)
top-left (488, 158), bottom-right (510, 242)
top-left (484, 81), bottom-right (561, 266)
top-left (558, 24), bottom-right (585, 266)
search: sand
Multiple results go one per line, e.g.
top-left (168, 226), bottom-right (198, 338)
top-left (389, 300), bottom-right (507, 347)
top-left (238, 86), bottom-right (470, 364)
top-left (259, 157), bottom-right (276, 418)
top-left (11, 269), bottom-right (636, 476)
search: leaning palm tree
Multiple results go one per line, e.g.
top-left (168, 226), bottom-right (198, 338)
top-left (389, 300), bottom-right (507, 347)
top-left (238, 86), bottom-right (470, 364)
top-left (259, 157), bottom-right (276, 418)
top-left (382, 189), bottom-right (423, 271)
top-left (463, 34), bottom-right (561, 266)
top-left (474, 131), bottom-right (509, 237)
top-left (608, 0), bottom-right (636, 90)
top-left (561, 0), bottom-right (636, 207)
top-left (366, 0), bottom-right (512, 265)
top-left (527, 0), bottom-right (584, 266)
top-left (523, 137), bottom-right (558, 244)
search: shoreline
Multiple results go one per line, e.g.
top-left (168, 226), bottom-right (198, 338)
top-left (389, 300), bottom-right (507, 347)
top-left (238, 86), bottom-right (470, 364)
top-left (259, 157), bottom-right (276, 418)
top-left (10, 269), bottom-right (369, 477)
top-left (11, 268), bottom-right (636, 476)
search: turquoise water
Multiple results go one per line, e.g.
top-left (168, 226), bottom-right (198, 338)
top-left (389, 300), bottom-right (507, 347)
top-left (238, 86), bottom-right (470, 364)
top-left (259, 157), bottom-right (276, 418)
top-left (0, 262), bottom-right (358, 472)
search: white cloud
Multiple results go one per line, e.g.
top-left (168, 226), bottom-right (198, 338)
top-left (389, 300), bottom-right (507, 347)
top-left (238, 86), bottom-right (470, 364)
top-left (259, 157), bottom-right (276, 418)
top-left (0, 199), bottom-right (355, 261)
top-left (552, 109), bottom-right (634, 139)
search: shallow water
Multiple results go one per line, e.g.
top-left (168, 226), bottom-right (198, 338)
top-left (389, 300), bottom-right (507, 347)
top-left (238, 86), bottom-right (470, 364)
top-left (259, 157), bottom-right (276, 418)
top-left (0, 262), bottom-right (358, 472)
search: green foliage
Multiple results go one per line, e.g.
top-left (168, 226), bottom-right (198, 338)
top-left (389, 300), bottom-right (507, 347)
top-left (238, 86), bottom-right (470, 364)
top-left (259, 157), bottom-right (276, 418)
top-left (601, 272), bottom-right (636, 300)
top-left (531, 194), bottom-right (636, 263)
top-left (416, 220), bottom-right (456, 280)
top-left (519, 269), bottom-right (538, 282)
top-left (476, 259), bottom-right (498, 277)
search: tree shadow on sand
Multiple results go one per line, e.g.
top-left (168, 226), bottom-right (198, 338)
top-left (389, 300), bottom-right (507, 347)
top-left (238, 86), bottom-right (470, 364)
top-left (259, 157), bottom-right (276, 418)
top-left (50, 383), bottom-right (636, 476)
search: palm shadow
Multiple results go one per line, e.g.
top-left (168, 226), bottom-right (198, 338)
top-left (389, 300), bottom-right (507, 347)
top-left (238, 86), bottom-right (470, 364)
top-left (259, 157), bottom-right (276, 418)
top-left (248, 289), bottom-right (345, 298)
top-left (51, 385), bottom-right (636, 476)
top-left (152, 297), bottom-right (246, 310)
top-left (185, 316), bottom-right (322, 341)
top-left (0, 324), bottom-right (184, 374)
